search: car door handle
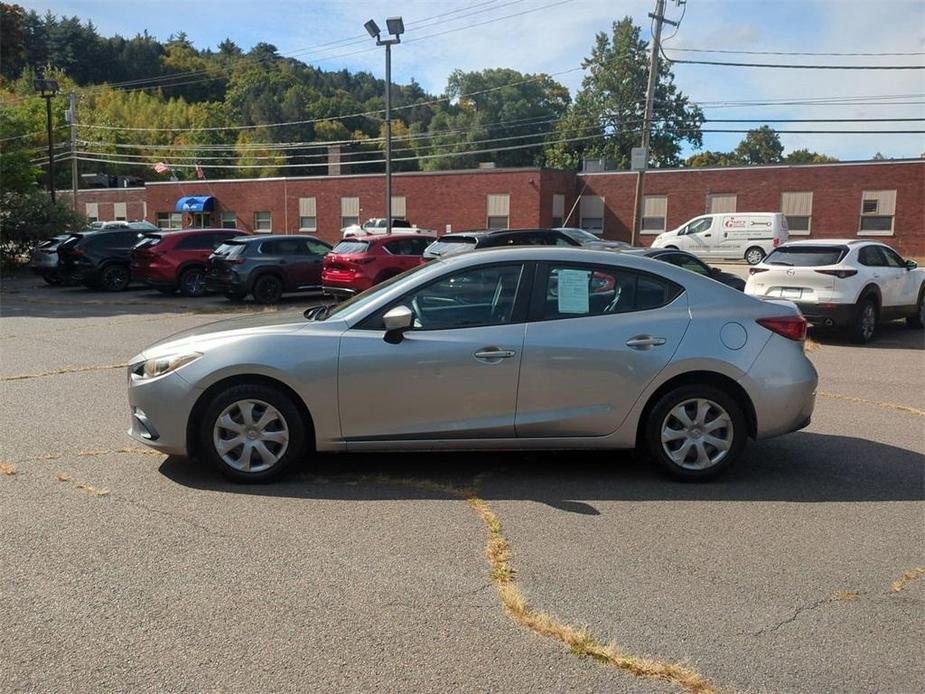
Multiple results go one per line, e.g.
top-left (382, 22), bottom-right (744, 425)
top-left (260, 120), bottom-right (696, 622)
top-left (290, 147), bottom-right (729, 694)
top-left (625, 335), bottom-right (666, 349)
top-left (704, 233), bottom-right (712, 237)
top-left (474, 348), bottom-right (516, 360)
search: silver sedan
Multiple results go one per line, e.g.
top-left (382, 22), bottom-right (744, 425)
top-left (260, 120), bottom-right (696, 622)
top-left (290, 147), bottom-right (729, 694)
top-left (127, 247), bottom-right (817, 482)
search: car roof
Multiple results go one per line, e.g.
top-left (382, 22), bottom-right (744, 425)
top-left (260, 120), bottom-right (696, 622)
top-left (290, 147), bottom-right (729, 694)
top-left (779, 239), bottom-right (867, 247)
top-left (438, 228), bottom-right (559, 240)
top-left (231, 233), bottom-right (322, 242)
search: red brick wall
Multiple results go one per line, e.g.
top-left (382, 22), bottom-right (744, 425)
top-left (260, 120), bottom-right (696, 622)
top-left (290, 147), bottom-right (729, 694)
top-left (145, 168), bottom-right (550, 245)
top-left (579, 161), bottom-right (925, 257)
top-left (58, 188), bottom-right (147, 222)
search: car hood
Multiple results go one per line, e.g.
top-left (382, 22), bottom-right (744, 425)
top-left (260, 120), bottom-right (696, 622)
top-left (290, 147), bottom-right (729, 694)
top-left (134, 309), bottom-right (314, 360)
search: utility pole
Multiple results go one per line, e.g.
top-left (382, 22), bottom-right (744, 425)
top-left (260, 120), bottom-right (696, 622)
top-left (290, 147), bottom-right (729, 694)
top-left (34, 79), bottom-right (60, 202)
top-left (631, 0), bottom-right (677, 245)
top-left (68, 92), bottom-right (79, 212)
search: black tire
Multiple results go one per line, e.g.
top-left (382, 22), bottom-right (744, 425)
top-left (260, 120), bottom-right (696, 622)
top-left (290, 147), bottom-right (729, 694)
top-left (664, 245), bottom-right (679, 251)
top-left (179, 267), bottom-right (207, 297)
top-left (223, 290), bottom-right (246, 301)
top-left (197, 383), bottom-right (307, 483)
top-left (907, 289), bottom-right (924, 329)
top-left (744, 246), bottom-right (766, 265)
top-left (643, 384), bottom-right (747, 481)
top-left (155, 286), bottom-right (177, 295)
top-left (253, 274), bottom-right (283, 304)
top-left (100, 264), bottom-right (131, 292)
top-left (851, 297), bottom-right (878, 344)
top-left (41, 272), bottom-right (62, 286)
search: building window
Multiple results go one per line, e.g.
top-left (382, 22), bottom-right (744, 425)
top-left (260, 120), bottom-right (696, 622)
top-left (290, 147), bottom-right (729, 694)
top-left (486, 193), bottom-right (510, 229)
top-left (190, 212), bottom-right (209, 228)
top-left (254, 211), bottom-right (272, 232)
top-left (781, 192), bottom-right (813, 235)
top-left (341, 196), bottom-right (360, 228)
top-left (551, 194), bottom-right (565, 228)
top-left (298, 197), bottom-right (317, 230)
top-left (113, 202), bottom-right (127, 221)
top-left (220, 212), bottom-right (237, 229)
top-left (85, 202), bottom-right (99, 222)
top-left (391, 195), bottom-right (406, 221)
top-left (155, 212), bottom-right (182, 229)
top-left (706, 193), bottom-right (737, 214)
top-left (641, 195), bottom-right (668, 234)
top-left (858, 190), bottom-right (896, 235)
top-left (578, 195), bottom-right (604, 234)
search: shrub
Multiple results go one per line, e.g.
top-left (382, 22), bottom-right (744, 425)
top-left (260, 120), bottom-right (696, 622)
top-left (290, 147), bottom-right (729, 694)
top-left (0, 191), bottom-right (86, 266)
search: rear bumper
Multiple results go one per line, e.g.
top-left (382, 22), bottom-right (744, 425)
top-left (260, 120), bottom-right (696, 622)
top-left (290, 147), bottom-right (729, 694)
top-left (739, 334), bottom-right (818, 440)
top-left (794, 301), bottom-right (856, 327)
top-left (321, 273), bottom-right (372, 293)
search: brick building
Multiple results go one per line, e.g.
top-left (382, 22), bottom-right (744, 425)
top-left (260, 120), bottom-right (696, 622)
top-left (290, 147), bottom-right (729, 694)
top-left (69, 159), bottom-right (925, 257)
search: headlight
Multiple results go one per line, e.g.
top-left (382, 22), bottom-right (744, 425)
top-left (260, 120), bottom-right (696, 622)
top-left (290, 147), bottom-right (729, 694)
top-left (135, 352), bottom-right (202, 379)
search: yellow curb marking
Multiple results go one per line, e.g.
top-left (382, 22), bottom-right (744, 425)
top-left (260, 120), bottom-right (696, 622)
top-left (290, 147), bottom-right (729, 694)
top-left (891, 567), bottom-right (925, 593)
top-left (819, 392), bottom-right (925, 417)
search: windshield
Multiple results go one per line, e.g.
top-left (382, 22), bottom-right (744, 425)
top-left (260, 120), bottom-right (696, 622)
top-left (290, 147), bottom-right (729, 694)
top-left (317, 263), bottom-right (432, 321)
top-left (332, 240), bottom-right (371, 254)
top-left (765, 246), bottom-right (848, 267)
top-left (560, 228), bottom-right (600, 244)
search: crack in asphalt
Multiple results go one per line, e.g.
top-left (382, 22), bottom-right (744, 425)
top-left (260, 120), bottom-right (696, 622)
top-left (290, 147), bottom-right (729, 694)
top-left (1, 363), bottom-right (128, 382)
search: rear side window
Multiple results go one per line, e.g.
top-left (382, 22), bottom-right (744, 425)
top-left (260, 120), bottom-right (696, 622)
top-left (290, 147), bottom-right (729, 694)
top-left (766, 246), bottom-right (848, 267)
top-left (332, 241), bottom-right (371, 254)
top-left (536, 264), bottom-right (683, 321)
top-left (177, 234), bottom-right (218, 250)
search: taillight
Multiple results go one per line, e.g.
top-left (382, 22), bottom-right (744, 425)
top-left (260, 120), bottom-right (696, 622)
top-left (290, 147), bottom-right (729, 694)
top-left (757, 316), bottom-right (807, 342)
top-left (773, 237), bottom-right (781, 247)
top-left (352, 256), bottom-right (376, 265)
top-left (749, 267), bottom-right (769, 275)
top-left (814, 269), bottom-right (858, 279)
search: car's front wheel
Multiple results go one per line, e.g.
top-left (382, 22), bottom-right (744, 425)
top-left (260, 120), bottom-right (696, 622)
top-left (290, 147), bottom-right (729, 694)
top-left (198, 383), bottom-right (306, 482)
top-left (644, 385), bottom-right (747, 481)
top-left (100, 263), bottom-right (131, 291)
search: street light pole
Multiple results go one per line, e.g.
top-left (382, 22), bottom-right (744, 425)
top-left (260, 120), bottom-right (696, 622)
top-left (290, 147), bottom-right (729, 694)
top-left (365, 16), bottom-right (404, 235)
top-left (34, 79), bottom-right (60, 202)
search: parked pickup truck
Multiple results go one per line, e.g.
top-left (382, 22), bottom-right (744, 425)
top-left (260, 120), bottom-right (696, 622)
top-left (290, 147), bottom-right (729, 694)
top-left (342, 218), bottom-right (435, 238)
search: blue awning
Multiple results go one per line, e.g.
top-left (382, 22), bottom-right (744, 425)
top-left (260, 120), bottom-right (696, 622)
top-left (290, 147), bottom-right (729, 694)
top-left (175, 196), bottom-right (214, 213)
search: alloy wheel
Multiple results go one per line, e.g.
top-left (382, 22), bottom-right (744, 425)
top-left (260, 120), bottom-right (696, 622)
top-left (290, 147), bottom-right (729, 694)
top-left (861, 303), bottom-right (876, 341)
top-left (212, 399), bottom-right (290, 473)
top-left (745, 248), bottom-right (764, 265)
top-left (660, 398), bottom-right (733, 470)
top-left (182, 270), bottom-right (206, 296)
top-left (103, 265), bottom-right (129, 291)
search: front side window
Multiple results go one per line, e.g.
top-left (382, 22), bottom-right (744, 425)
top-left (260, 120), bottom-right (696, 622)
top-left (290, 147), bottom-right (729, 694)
top-left (363, 264), bottom-right (524, 332)
top-left (879, 246), bottom-right (904, 268)
top-left (537, 264), bottom-right (682, 321)
top-left (683, 218), bottom-right (712, 235)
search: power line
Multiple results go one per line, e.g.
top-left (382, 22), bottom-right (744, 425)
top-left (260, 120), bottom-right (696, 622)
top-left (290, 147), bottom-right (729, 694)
top-left (665, 57), bottom-right (925, 70)
top-left (667, 47), bottom-right (925, 57)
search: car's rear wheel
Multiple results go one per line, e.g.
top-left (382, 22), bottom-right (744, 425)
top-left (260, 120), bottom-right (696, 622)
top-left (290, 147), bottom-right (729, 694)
top-left (100, 263), bottom-right (130, 291)
top-left (198, 384), bottom-right (306, 483)
top-left (179, 267), bottom-right (207, 297)
top-left (907, 289), bottom-right (924, 329)
top-left (644, 385), bottom-right (746, 481)
top-left (745, 246), bottom-right (766, 265)
top-left (253, 275), bottom-right (283, 304)
top-left (851, 297), bottom-right (878, 343)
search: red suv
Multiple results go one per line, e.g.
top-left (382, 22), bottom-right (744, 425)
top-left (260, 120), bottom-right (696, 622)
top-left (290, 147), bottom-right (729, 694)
top-left (131, 228), bottom-right (248, 296)
top-left (322, 233), bottom-right (435, 294)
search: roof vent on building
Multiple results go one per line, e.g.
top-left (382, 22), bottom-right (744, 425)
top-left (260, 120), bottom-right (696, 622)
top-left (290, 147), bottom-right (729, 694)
top-left (582, 157), bottom-right (618, 173)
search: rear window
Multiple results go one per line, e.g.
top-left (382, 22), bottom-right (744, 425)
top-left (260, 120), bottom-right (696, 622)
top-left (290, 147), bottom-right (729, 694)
top-left (135, 234), bottom-right (163, 250)
top-left (765, 246), bottom-right (848, 267)
top-left (425, 237), bottom-right (478, 256)
top-left (332, 241), bottom-right (371, 254)
top-left (213, 242), bottom-right (247, 258)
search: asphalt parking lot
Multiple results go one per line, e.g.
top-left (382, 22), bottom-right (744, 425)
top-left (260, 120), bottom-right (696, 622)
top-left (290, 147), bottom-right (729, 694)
top-left (1, 273), bottom-right (923, 693)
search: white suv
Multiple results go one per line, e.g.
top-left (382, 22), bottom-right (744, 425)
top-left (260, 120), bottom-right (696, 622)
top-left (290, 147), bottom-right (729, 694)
top-left (745, 240), bottom-right (925, 343)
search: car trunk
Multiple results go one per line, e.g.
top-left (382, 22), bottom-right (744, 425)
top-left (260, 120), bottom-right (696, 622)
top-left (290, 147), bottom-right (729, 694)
top-left (323, 241), bottom-right (373, 280)
top-left (750, 245), bottom-right (849, 300)
top-left (206, 241), bottom-right (247, 278)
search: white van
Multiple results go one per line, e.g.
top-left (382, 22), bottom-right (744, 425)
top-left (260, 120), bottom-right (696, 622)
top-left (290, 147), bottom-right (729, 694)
top-left (649, 213), bottom-right (789, 265)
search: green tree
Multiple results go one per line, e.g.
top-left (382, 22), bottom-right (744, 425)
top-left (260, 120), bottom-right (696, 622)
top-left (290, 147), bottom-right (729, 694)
top-left (0, 190), bottom-right (86, 265)
top-left (784, 148), bottom-right (839, 164)
top-left (545, 17), bottom-right (703, 170)
top-left (733, 125), bottom-right (784, 165)
top-left (685, 150), bottom-right (737, 168)
top-left (0, 3), bottom-right (27, 81)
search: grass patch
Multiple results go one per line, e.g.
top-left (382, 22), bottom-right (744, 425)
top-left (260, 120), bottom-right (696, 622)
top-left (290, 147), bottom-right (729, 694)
top-left (832, 590), bottom-right (858, 602)
top-left (55, 472), bottom-right (109, 496)
top-left (891, 567), bottom-right (925, 593)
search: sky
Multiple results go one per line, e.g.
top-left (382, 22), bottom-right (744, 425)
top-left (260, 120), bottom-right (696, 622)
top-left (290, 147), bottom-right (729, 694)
top-left (20, 0), bottom-right (925, 161)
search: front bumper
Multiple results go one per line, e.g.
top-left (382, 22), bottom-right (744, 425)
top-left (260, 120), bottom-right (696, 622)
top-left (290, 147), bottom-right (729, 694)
top-left (794, 301), bottom-right (856, 328)
top-left (127, 367), bottom-right (201, 456)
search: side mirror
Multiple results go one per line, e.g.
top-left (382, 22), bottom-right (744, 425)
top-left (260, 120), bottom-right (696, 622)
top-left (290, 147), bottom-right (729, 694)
top-left (905, 259), bottom-right (918, 270)
top-left (383, 305), bottom-right (414, 343)
top-left (709, 266), bottom-right (722, 277)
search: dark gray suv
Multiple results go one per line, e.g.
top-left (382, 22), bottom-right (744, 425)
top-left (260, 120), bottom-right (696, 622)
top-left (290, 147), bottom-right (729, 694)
top-left (205, 234), bottom-right (332, 303)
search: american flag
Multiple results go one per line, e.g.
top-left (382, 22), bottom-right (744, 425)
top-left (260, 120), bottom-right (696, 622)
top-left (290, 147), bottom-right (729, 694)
top-left (195, 164), bottom-right (206, 180)
top-left (153, 161), bottom-right (171, 174)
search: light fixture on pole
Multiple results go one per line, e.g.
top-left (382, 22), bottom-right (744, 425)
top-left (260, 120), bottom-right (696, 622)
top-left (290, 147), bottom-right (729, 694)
top-left (34, 78), bottom-right (60, 202)
top-left (365, 15), bottom-right (404, 234)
